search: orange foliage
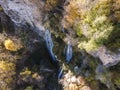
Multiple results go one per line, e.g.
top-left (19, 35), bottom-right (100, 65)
top-left (62, 1), bottom-right (81, 29)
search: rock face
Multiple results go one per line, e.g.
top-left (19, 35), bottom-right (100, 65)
top-left (0, 0), bottom-right (45, 35)
top-left (90, 46), bottom-right (120, 67)
top-left (60, 70), bottom-right (91, 90)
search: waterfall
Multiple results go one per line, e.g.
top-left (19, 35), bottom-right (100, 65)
top-left (64, 41), bottom-right (73, 63)
top-left (44, 29), bottom-right (57, 63)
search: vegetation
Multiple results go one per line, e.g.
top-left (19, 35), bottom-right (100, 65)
top-left (45, 0), bottom-right (58, 11)
top-left (0, 60), bottom-right (16, 90)
top-left (4, 39), bottom-right (19, 51)
top-left (112, 73), bottom-right (120, 88)
top-left (61, 0), bottom-right (120, 52)
top-left (62, 0), bottom-right (81, 29)
top-left (0, 31), bottom-right (22, 90)
top-left (76, 0), bottom-right (114, 52)
top-left (0, 0), bottom-right (120, 90)
top-left (24, 86), bottom-right (33, 90)
top-left (0, 6), bottom-right (2, 11)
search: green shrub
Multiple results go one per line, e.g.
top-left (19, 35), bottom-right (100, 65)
top-left (76, 0), bottom-right (114, 52)
top-left (24, 86), bottom-right (33, 90)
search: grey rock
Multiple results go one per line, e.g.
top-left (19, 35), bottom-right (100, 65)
top-left (0, 0), bottom-right (45, 36)
top-left (95, 64), bottom-right (115, 90)
top-left (90, 46), bottom-right (120, 67)
top-left (70, 76), bottom-right (77, 83)
top-left (95, 64), bottom-right (105, 74)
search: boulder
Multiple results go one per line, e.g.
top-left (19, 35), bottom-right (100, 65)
top-left (90, 46), bottom-right (120, 67)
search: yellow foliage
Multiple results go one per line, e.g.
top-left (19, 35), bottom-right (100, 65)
top-left (24, 86), bottom-right (33, 90)
top-left (4, 39), bottom-right (17, 51)
top-left (0, 7), bottom-right (2, 11)
top-left (32, 73), bottom-right (39, 79)
top-left (0, 61), bottom-right (15, 72)
top-left (20, 68), bottom-right (32, 76)
top-left (62, 0), bottom-right (81, 29)
top-left (45, 0), bottom-right (58, 11)
top-left (78, 39), bottom-right (99, 52)
top-left (64, 2), bottom-right (80, 23)
top-left (0, 6), bottom-right (3, 12)
top-left (0, 61), bottom-right (15, 89)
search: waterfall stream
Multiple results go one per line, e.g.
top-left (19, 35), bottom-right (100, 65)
top-left (64, 41), bottom-right (73, 63)
top-left (44, 29), bottom-right (57, 63)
